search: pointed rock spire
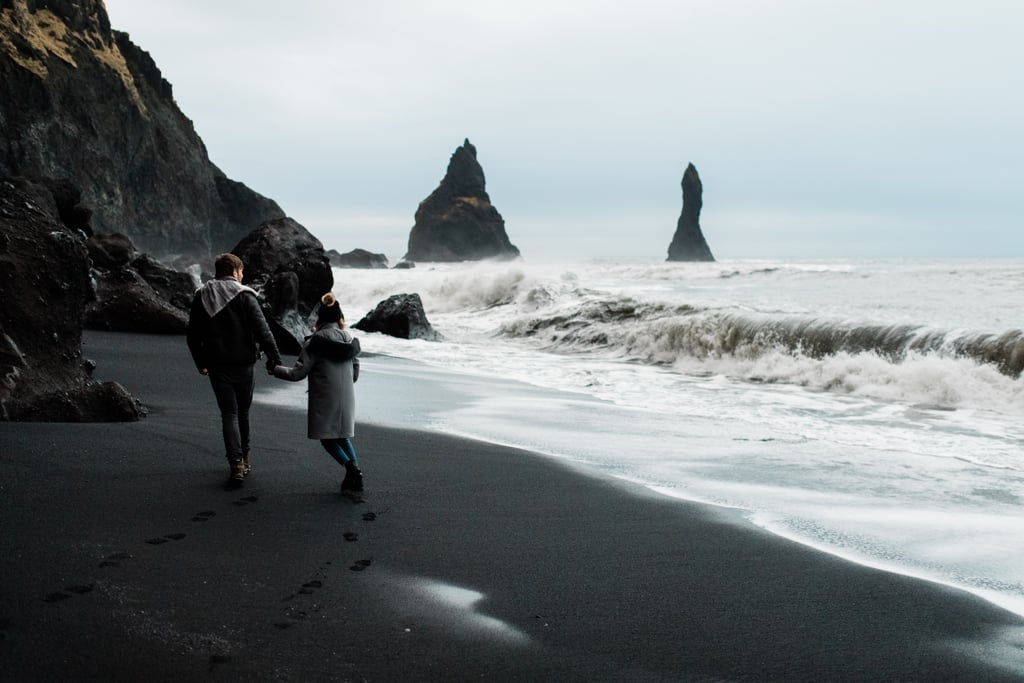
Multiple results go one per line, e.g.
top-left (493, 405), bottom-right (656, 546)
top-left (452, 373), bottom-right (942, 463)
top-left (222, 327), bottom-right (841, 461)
top-left (667, 163), bottom-right (714, 262)
top-left (404, 139), bottom-right (520, 262)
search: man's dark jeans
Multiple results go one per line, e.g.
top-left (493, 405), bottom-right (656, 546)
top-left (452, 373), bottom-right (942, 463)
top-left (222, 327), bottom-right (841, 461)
top-left (209, 365), bottom-right (254, 463)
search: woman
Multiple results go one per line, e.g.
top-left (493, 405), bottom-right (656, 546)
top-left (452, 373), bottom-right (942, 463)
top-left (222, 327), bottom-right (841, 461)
top-left (272, 292), bottom-right (363, 492)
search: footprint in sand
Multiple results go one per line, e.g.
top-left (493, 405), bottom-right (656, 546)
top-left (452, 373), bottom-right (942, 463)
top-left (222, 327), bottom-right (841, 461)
top-left (145, 533), bottom-right (186, 545)
top-left (99, 551), bottom-right (132, 568)
top-left (232, 496), bottom-right (259, 507)
top-left (343, 532), bottom-right (358, 542)
top-left (191, 510), bottom-right (216, 522)
top-left (361, 512), bottom-right (376, 522)
top-left (349, 559), bottom-right (372, 572)
top-left (273, 610), bottom-right (309, 630)
top-left (208, 653), bottom-right (232, 672)
top-left (43, 584), bottom-right (93, 603)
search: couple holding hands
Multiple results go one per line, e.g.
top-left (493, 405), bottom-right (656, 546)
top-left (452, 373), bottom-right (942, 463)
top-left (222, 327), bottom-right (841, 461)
top-left (186, 253), bottom-right (362, 492)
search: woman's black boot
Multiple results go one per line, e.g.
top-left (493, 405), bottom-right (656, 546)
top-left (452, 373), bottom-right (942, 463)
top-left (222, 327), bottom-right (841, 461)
top-left (341, 463), bottom-right (364, 492)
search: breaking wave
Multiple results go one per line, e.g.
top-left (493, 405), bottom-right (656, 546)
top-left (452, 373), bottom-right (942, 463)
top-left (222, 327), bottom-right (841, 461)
top-left (340, 261), bottom-right (1024, 413)
top-left (499, 299), bottom-right (1024, 378)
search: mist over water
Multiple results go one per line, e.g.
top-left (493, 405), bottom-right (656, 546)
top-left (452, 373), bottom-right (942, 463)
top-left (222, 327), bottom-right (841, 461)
top-left (273, 258), bottom-right (1024, 616)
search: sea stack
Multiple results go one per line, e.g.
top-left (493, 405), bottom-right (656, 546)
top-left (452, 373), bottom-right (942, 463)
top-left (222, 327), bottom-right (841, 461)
top-left (404, 139), bottom-right (520, 262)
top-left (666, 163), bottom-right (714, 262)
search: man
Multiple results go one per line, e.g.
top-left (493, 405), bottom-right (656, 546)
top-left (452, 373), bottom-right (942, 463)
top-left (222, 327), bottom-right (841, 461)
top-left (187, 253), bottom-right (281, 488)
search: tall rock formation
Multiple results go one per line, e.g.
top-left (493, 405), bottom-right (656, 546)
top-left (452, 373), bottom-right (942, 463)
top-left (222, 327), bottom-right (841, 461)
top-left (0, 177), bottom-right (143, 421)
top-left (0, 0), bottom-right (284, 260)
top-left (232, 217), bottom-right (334, 354)
top-left (404, 139), bottom-right (520, 262)
top-left (666, 163), bottom-right (714, 262)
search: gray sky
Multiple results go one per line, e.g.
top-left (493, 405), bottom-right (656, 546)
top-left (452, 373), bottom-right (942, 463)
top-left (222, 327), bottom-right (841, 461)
top-left (102, 1), bottom-right (1024, 261)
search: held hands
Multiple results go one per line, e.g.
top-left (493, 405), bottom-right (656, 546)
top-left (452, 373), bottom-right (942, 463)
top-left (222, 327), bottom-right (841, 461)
top-left (266, 357), bottom-right (281, 375)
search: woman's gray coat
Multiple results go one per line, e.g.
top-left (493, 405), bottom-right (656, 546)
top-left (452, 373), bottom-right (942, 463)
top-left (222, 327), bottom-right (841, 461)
top-left (274, 326), bottom-right (360, 439)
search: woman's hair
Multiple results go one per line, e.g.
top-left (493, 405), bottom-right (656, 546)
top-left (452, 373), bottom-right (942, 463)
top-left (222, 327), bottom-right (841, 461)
top-left (316, 292), bottom-right (345, 328)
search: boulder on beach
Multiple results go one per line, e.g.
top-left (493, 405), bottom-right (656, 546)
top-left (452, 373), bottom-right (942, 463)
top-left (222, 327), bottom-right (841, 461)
top-left (130, 253), bottom-right (198, 312)
top-left (85, 265), bottom-right (189, 334)
top-left (666, 163), bottom-right (715, 262)
top-left (0, 177), bottom-right (143, 421)
top-left (404, 139), bottom-right (520, 263)
top-left (232, 217), bottom-right (334, 353)
top-left (354, 293), bottom-right (441, 341)
top-left (87, 233), bottom-right (136, 269)
top-left (84, 232), bottom-right (195, 335)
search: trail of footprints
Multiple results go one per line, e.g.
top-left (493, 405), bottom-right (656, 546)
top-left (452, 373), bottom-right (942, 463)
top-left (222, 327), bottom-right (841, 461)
top-left (39, 494), bottom-right (381, 623)
top-left (272, 510), bottom-right (378, 631)
top-left (38, 497), bottom-right (255, 604)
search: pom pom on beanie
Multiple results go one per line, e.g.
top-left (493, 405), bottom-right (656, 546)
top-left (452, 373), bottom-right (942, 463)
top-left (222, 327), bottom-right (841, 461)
top-left (317, 292), bottom-right (343, 324)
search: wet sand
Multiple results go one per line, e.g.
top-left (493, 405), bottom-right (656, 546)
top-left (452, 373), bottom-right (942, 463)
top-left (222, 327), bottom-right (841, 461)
top-left (0, 331), bottom-right (1022, 681)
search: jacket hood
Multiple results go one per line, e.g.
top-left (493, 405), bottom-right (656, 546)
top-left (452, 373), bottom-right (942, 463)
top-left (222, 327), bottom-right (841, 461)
top-left (307, 328), bottom-right (360, 362)
top-left (199, 277), bottom-right (258, 318)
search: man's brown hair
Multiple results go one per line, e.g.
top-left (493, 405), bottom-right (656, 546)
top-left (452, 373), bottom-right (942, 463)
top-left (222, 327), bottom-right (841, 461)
top-left (214, 253), bottom-right (244, 278)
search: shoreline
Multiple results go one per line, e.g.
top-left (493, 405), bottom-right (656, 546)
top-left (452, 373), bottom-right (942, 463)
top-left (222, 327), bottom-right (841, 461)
top-left (268, 345), bottom-right (1024, 623)
top-left (0, 330), bottom-right (1022, 680)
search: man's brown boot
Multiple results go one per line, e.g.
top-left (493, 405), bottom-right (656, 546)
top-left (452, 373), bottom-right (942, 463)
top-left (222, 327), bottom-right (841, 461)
top-left (227, 459), bottom-right (245, 488)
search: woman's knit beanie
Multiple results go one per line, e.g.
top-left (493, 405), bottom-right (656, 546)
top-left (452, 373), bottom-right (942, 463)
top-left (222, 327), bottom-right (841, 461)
top-left (317, 292), bottom-right (343, 324)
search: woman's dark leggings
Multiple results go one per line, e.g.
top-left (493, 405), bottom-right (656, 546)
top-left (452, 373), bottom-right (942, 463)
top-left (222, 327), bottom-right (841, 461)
top-left (320, 438), bottom-right (358, 467)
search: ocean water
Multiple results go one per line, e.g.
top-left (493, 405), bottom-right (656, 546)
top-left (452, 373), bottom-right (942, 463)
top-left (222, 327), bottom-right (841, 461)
top-left (259, 258), bottom-right (1024, 617)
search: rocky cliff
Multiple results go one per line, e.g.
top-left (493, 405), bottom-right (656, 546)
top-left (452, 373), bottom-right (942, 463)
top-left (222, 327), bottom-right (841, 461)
top-left (666, 163), bottom-right (714, 262)
top-left (0, 0), bottom-right (284, 260)
top-left (404, 139), bottom-right (520, 262)
top-left (0, 177), bottom-right (143, 421)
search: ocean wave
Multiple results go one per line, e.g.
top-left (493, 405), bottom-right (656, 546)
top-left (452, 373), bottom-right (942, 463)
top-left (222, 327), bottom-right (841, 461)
top-left (578, 260), bottom-right (856, 283)
top-left (487, 296), bottom-right (1024, 413)
top-left (497, 298), bottom-right (1024, 382)
top-left (337, 261), bottom-right (1024, 412)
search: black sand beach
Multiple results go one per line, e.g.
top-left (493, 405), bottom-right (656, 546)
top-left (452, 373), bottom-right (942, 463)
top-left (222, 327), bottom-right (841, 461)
top-left (1, 331), bottom-right (1023, 681)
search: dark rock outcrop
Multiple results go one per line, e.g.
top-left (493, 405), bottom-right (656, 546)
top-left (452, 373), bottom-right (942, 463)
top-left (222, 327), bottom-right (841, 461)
top-left (0, 177), bottom-right (143, 421)
top-left (33, 176), bottom-right (93, 234)
top-left (87, 233), bottom-right (136, 269)
top-left (85, 264), bottom-right (189, 334)
top-left (129, 252), bottom-right (197, 312)
top-left (354, 293), bottom-right (441, 341)
top-left (232, 217), bottom-right (334, 353)
top-left (327, 248), bottom-right (389, 269)
top-left (0, 0), bottom-right (284, 260)
top-left (12, 379), bottom-right (144, 422)
top-left (666, 163), bottom-right (714, 262)
top-left (404, 139), bottom-right (520, 262)
top-left (83, 232), bottom-right (194, 334)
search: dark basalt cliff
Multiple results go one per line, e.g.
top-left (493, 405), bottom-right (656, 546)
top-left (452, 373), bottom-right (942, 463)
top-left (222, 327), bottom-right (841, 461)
top-left (0, 0), bottom-right (284, 260)
top-left (0, 177), bottom-right (143, 421)
top-left (404, 139), bottom-right (520, 262)
top-left (666, 163), bottom-right (714, 262)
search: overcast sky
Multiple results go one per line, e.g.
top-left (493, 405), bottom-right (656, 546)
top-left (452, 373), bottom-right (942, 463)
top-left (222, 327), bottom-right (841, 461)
top-left (102, 1), bottom-right (1023, 262)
